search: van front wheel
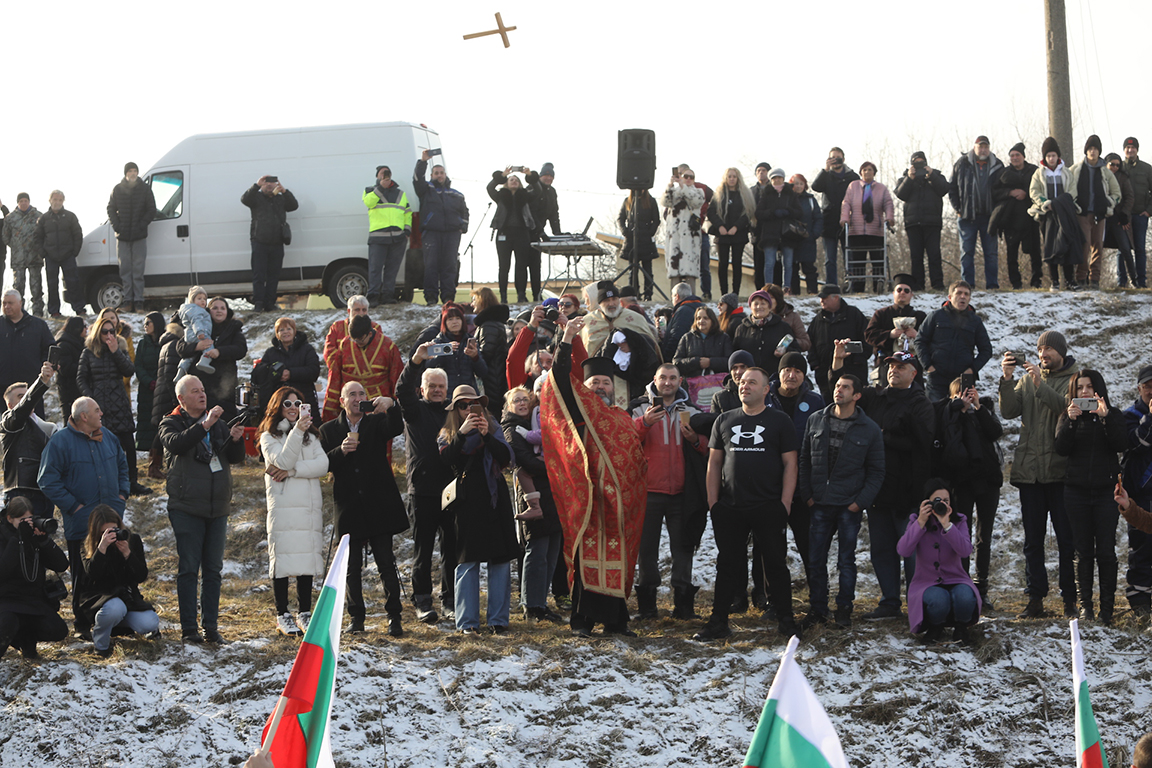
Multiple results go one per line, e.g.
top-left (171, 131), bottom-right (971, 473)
top-left (327, 264), bottom-right (370, 308)
top-left (91, 273), bottom-right (126, 311)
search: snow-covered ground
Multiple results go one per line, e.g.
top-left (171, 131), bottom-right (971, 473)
top-left (3, 290), bottom-right (1152, 768)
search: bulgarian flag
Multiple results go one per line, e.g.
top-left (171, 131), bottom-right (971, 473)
top-left (259, 535), bottom-right (351, 768)
top-left (1069, 620), bottom-right (1110, 768)
top-left (743, 636), bottom-right (849, 768)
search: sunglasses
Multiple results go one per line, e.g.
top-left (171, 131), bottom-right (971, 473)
top-left (559, 301), bottom-right (575, 308)
top-left (456, 401), bottom-right (479, 410)
top-left (101, 328), bottom-right (116, 336)
top-left (895, 287), bottom-right (912, 294)
top-left (282, 399), bottom-right (303, 408)
top-left (682, 174), bottom-right (695, 180)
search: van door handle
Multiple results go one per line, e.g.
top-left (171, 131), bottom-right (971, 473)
top-left (177, 225), bottom-right (189, 238)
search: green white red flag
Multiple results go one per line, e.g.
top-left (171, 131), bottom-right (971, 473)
top-left (743, 636), bottom-right (849, 768)
top-left (260, 534), bottom-right (350, 768)
top-left (1070, 619), bottom-right (1110, 768)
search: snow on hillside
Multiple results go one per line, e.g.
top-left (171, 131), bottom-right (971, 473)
top-left (2, 289), bottom-right (1151, 768)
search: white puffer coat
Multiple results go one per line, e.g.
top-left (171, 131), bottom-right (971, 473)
top-left (260, 420), bottom-right (329, 579)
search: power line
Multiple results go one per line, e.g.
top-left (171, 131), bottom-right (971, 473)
top-left (1081, 0), bottom-right (1113, 142)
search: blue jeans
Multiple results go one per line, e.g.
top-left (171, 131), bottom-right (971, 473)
top-left (93, 597), bottom-right (160, 651)
top-left (1019, 482), bottom-right (1076, 599)
top-left (958, 214), bottom-right (998, 288)
top-left (807, 505), bottom-right (862, 614)
top-left (822, 235), bottom-right (844, 286)
top-left (763, 244), bottom-right (794, 290)
top-left (1133, 213), bottom-right (1149, 287)
top-left (422, 230), bottom-right (461, 304)
top-left (868, 505), bottom-right (915, 609)
top-left (454, 560), bottom-right (511, 630)
top-left (368, 240), bottom-right (407, 303)
top-left (699, 232), bottom-right (712, 295)
top-left (167, 509), bottom-right (228, 633)
top-left (922, 584), bottom-right (978, 627)
top-left (521, 531), bottom-right (562, 609)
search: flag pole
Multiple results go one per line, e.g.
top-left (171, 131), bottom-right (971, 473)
top-left (258, 696), bottom-right (290, 756)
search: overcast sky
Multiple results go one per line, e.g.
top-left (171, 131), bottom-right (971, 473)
top-left (3, 0), bottom-right (1146, 286)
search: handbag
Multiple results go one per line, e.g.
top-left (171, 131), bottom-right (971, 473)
top-left (783, 219), bottom-right (809, 243)
top-left (281, 221), bottom-right (293, 246)
top-left (685, 372), bottom-right (727, 412)
top-left (441, 472), bottom-right (466, 511)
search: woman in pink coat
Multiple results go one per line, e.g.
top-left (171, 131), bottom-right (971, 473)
top-left (839, 161), bottom-right (895, 292)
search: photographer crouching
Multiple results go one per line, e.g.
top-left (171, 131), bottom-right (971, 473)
top-left (78, 505), bottom-right (159, 657)
top-left (896, 479), bottom-right (982, 646)
top-left (0, 496), bottom-right (69, 659)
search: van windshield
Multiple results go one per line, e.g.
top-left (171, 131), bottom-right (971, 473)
top-left (150, 171), bottom-right (184, 220)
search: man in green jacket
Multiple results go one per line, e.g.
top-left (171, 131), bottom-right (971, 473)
top-left (363, 165), bottom-right (412, 306)
top-left (999, 330), bottom-right (1077, 618)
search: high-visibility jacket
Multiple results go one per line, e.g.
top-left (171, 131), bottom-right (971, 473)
top-left (363, 182), bottom-right (412, 243)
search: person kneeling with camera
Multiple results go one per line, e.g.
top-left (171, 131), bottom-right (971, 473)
top-left (896, 479), bottom-right (982, 645)
top-left (78, 505), bottom-right (158, 657)
top-left (0, 496), bottom-right (69, 659)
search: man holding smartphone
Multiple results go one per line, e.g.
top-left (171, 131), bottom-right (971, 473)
top-left (806, 284), bottom-right (868, 403)
top-left (413, 151), bottom-right (469, 305)
top-left (241, 175), bottom-right (299, 313)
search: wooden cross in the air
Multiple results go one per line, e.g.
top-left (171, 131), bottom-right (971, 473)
top-left (463, 12), bottom-right (517, 48)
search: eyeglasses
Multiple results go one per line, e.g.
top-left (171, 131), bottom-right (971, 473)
top-left (282, 399), bottom-right (303, 408)
top-left (895, 287), bottom-right (912, 294)
top-left (510, 397), bottom-right (531, 405)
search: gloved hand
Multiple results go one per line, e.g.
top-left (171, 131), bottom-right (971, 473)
top-left (775, 208), bottom-right (789, 218)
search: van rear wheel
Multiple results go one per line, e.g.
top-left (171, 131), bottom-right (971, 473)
top-left (327, 264), bottom-right (370, 308)
top-left (90, 273), bottom-right (126, 311)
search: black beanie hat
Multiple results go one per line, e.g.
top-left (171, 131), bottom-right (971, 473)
top-left (596, 281), bottom-right (619, 304)
top-left (910, 151), bottom-right (926, 164)
top-left (1009, 142), bottom-right (1026, 156)
top-left (124, 162), bottom-right (139, 175)
top-left (1105, 152), bottom-right (1122, 165)
top-left (778, 351), bottom-right (808, 376)
top-left (1084, 134), bottom-right (1102, 154)
top-left (1041, 137), bottom-right (1061, 159)
top-left (756, 161), bottom-right (771, 173)
top-left (1125, 137), bottom-right (1140, 150)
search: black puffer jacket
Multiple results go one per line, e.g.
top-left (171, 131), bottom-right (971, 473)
top-left (474, 304), bottom-right (510, 414)
top-left (732, 314), bottom-right (795, 371)
top-left (501, 410), bottom-right (561, 538)
top-left (107, 178), bottom-right (157, 242)
top-left (151, 324), bottom-right (193, 428)
top-left (78, 345), bottom-right (136, 434)
top-left (754, 184), bottom-right (801, 245)
top-left (933, 396), bottom-right (1003, 489)
top-left (811, 168), bottom-right (861, 237)
top-left (894, 168), bottom-right (950, 228)
top-left (0, 376), bottom-right (52, 493)
top-left (253, 331), bottom-right (321, 415)
top-left (526, 171), bottom-right (560, 236)
top-left (1055, 408), bottom-right (1129, 490)
top-left (33, 207), bottom-right (83, 261)
top-left (673, 329), bottom-right (733, 378)
top-left (240, 184), bottom-right (299, 245)
top-left (487, 172), bottom-right (539, 232)
top-left (177, 306), bottom-right (247, 418)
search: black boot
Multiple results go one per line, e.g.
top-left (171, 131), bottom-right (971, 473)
top-left (634, 586), bottom-right (658, 621)
top-left (672, 585), bottom-right (699, 620)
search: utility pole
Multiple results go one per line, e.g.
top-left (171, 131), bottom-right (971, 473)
top-left (1044, 0), bottom-right (1074, 156)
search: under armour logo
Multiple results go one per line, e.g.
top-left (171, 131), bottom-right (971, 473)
top-left (731, 424), bottom-right (765, 445)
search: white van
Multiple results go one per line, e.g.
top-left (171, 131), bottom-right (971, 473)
top-left (77, 121), bottom-right (441, 309)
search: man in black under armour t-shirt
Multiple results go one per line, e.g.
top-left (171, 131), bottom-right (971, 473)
top-left (694, 367), bottom-right (801, 641)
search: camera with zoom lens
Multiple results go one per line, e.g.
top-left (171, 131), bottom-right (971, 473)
top-left (21, 516), bottom-right (59, 536)
top-left (230, 383), bottom-right (261, 428)
top-left (112, 527), bottom-right (131, 542)
top-left (930, 497), bottom-right (949, 516)
top-left (544, 307), bottom-right (560, 322)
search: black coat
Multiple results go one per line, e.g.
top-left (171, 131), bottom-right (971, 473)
top-left (487, 172), bottom-right (539, 232)
top-left (526, 172), bottom-right (560, 235)
top-left (318, 410), bottom-right (410, 539)
top-left (54, 329), bottom-right (85, 420)
top-left (107, 178), bottom-right (157, 242)
top-left (894, 168), bottom-right (950, 228)
top-left (593, 327), bottom-right (660, 405)
top-left (240, 185), bottom-right (299, 245)
top-left (932, 396), bottom-right (1003, 489)
top-left (78, 346), bottom-right (136, 434)
top-left (619, 194), bottom-right (661, 261)
top-left (473, 304), bottom-right (510, 413)
top-left (812, 168), bottom-right (861, 238)
top-left (806, 300), bottom-right (869, 374)
top-left (33, 207), bottom-right (83, 262)
top-left (78, 533), bottom-right (152, 625)
top-left (440, 428), bottom-right (519, 564)
top-left (0, 313), bottom-right (55, 400)
top-left (1055, 408), bottom-right (1129, 490)
top-left (857, 385), bottom-right (936, 511)
top-left (864, 303), bottom-right (927, 360)
top-left (990, 162), bottom-right (1041, 237)
top-left (253, 332), bottom-right (321, 416)
top-left (754, 184), bottom-right (801, 245)
top-left (0, 376), bottom-right (52, 493)
top-left (0, 520), bottom-right (69, 616)
top-left (395, 361), bottom-right (453, 497)
top-left (673, 330), bottom-right (733, 378)
top-left (732, 314), bottom-right (796, 371)
top-left (412, 159), bottom-right (469, 233)
top-left (178, 307), bottom-right (247, 418)
top-left (134, 334), bottom-right (162, 449)
top-left (152, 326), bottom-right (191, 428)
top-left (159, 408), bottom-right (246, 519)
top-left (706, 188), bottom-right (752, 244)
top-left (501, 411), bottom-right (561, 538)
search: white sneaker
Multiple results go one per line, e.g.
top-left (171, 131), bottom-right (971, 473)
top-left (296, 611), bottom-right (311, 633)
top-left (277, 612), bottom-right (301, 636)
